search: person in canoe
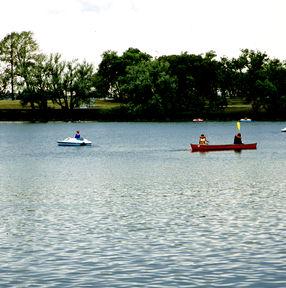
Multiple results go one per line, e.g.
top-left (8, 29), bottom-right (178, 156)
top-left (234, 133), bottom-right (243, 144)
top-left (74, 130), bottom-right (82, 140)
top-left (199, 134), bottom-right (208, 145)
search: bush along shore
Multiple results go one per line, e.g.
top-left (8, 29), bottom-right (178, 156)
top-left (0, 107), bottom-right (285, 122)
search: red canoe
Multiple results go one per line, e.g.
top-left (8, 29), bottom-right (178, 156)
top-left (190, 143), bottom-right (257, 152)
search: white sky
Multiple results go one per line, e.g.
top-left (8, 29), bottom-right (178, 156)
top-left (1, 0), bottom-right (286, 67)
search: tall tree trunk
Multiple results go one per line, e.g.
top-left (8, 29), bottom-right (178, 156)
top-left (10, 36), bottom-right (15, 100)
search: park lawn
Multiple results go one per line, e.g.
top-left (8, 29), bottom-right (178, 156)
top-left (0, 98), bottom-right (251, 114)
top-left (224, 98), bottom-right (252, 113)
top-left (0, 99), bottom-right (122, 110)
top-left (93, 99), bottom-right (121, 110)
top-left (0, 100), bottom-right (24, 109)
top-left (224, 105), bottom-right (251, 113)
top-left (0, 100), bottom-right (62, 109)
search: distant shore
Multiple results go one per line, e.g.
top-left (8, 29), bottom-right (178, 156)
top-left (0, 108), bottom-right (285, 122)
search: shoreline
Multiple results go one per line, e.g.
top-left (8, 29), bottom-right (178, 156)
top-left (0, 108), bottom-right (285, 122)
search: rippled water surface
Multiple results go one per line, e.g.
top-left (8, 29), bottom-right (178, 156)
top-left (0, 121), bottom-right (286, 287)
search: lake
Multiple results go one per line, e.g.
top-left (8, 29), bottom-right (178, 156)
top-left (0, 121), bottom-right (285, 287)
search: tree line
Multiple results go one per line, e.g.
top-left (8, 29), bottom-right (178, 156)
top-left (1, 31), bottom-right (286, 118)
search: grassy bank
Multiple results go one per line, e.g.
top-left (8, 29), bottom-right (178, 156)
top-left (0, 99), bottom-right (251, 114)
top-left (0, 100), bottom-right (24, 109)
top-left (0, 99), bottom-right (121, 110)
top-left (0, 99), bottom-right (284, 121)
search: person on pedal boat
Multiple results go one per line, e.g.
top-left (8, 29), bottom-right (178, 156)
top-left (75, 130), bottom-right (82, 140)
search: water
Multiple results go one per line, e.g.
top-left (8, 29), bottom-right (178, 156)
top-left (0, 121), bottom-right (286, 287)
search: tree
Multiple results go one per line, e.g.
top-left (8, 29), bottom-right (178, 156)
top-left (0, 31), bottom-right (39, 99)
top-left (120, 59), bottom-right (177, 117)
top-left (219, 56), bottom-right (246, 101)
top-left (65, 61), bottom-right (96, 109)
top-left (0, 67), bottom-right (10, 99)
top-left (159, 53), bottom-right (205, 114)
top-left (19, 53), bottom-right (50, 109)
top-left (44, 54), bottom-right (96, 110)
top-left (95, 50), bottom-right (121, 99)
top-left (95, 48), bottom-right (152, 101)
top-left (194, 51), bottom-right (225, 113)
top-left (260, 58), bottom-right (286, 114)
top-left (44, 53), bottom-right (66, 108)
top-left (19, 53), bottom-right (96, 110)
top-left (237, 49), bottom-right (269, 113)
top-left (160, 52), bottom-right (224, 114)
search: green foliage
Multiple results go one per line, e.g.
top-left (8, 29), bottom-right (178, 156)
top-left (120, 59), bottom-right (177, 116)
top-left (1, 31), bottom-right (286, 118)
top-left (0, 31), bottom-right (39, 99)
top-left (95, 48), bottom-right (152, 102)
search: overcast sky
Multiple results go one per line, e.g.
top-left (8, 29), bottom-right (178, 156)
top-left (1, 0), bottom-right (285, 66)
